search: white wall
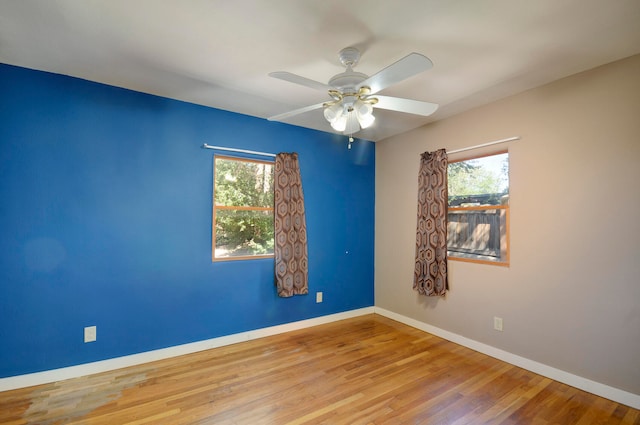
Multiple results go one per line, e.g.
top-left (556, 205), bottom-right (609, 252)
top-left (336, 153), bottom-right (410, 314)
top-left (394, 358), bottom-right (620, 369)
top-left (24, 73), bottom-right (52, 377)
top-left (375, 54), bottom-right (640, 395)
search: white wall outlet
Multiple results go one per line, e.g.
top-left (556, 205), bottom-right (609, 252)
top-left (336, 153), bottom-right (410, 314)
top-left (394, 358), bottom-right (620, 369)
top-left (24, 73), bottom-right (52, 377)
top-left (84, 326), bottom-right (97, 343)
top-left (316, 292), bottom-right (323, 303)
top-left (493, 317), bottom-right (503, 332)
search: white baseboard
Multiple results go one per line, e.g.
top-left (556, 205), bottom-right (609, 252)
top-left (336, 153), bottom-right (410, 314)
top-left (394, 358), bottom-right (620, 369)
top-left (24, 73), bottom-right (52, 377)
top-left (374, 307), bottom-right (640, 410)
top-left (4, 305), bottom-right (638, 410)
top-left (0, 307), bottom-right (374, 392)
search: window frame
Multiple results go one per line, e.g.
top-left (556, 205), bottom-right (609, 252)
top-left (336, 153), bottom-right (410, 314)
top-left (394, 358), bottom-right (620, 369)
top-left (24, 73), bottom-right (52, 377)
top-left (447, 150), bottom-right (510, 267)
top-left (212, 154), bottom-right (275, 262)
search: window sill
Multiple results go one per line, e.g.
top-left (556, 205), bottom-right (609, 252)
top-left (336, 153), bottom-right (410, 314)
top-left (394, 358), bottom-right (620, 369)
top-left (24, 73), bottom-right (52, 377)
top-left (212, 254), bottom-right (274, 262)
top-left (448, 255), bottom-right (509, 267)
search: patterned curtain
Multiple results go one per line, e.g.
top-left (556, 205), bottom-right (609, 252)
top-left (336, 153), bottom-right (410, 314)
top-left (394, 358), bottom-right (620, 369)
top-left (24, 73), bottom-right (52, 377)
top-left (414, 149), bottom-right (449, 296)
top-left (274, 153), bottom-right (309, 297)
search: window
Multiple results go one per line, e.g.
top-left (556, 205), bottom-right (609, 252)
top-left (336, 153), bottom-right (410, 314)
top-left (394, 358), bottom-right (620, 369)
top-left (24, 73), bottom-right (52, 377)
top-left (212, 155), bottom-right (274, 261)
top-left (447, 151), bottom-right (509, 266)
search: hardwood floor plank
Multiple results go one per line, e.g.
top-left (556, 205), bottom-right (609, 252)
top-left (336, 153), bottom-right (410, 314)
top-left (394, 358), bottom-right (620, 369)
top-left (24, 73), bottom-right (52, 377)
top-left (0, 314), bottom-right (637, 424)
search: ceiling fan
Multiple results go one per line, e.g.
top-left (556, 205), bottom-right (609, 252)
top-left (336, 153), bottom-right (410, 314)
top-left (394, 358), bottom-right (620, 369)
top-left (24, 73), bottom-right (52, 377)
top-left (268, 47), bottom-right (439, 145)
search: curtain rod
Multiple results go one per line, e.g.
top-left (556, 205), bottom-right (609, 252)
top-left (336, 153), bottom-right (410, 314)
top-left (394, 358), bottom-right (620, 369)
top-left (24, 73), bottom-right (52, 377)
top-left (446, 136), bottom-right (520, 155)
top-left (201, 143), bottom-right (276, 158)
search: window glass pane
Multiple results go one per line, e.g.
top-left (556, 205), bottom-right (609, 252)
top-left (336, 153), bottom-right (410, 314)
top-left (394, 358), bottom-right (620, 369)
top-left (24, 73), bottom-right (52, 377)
top-left (212, 156), bottom-right (275, 261)
top-left (214, 158), bottom-right (274, 208)
top-left (447, 152), bottom-right (509, 265)
top-left (214, 209), bottom-right (274, 258)
top-left (447, 208), bottom-right (504, 261)
top-left (448, 152), bottom-right (509, 207)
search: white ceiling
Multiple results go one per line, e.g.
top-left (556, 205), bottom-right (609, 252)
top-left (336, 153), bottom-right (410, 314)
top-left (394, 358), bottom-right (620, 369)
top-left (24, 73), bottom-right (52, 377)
top-left (1, 0), bottom-right (639, 142)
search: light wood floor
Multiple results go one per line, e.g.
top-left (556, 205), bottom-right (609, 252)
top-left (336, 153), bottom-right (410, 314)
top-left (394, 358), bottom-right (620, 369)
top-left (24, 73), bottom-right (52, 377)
top-left (1, 314), bottom-right (638, 425)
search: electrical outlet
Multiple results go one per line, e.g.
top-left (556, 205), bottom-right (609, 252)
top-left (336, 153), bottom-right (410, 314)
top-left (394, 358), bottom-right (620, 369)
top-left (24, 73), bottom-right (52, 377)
top-left (316, 292), bottom-right (323, 303)
top-left (84, 326), bottom-right (97, 343)
top-left (493, 317), bottom-right (503, 332)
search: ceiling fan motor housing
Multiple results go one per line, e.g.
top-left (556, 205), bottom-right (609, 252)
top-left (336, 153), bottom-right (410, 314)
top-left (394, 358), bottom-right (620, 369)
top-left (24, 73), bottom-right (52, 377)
top-left (328, 71), bottom-right (368, 93)
top-left (328, 47), bottom-right (369, 93)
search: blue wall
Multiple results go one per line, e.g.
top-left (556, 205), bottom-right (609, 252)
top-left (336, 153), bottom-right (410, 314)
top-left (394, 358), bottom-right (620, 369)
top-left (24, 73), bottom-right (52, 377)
top-left (0, 64), bottom-right (375, 377)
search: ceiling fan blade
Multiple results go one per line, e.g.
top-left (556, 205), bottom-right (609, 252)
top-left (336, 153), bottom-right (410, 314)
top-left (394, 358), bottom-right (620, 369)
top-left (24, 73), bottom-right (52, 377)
top-left (361, 53), bottom-right (433, 94)
top-left (268, 102), bottom-right (326, 121)
top-left (375, 96), bottom-right (439, 116)
top-left (268, 71), bottom-right (332, 91)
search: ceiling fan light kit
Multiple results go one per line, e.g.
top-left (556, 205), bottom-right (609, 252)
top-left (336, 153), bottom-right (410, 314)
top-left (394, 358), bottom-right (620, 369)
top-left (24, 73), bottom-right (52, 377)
top-left (268, 47), bottom-right (439, 147)
top-left (323, 86), bottom-right (378, 134)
